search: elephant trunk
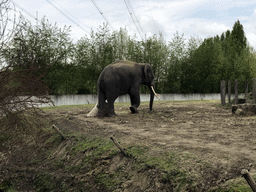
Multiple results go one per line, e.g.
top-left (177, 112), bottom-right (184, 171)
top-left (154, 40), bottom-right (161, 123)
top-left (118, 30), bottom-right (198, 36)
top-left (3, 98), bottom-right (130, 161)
top-left (149, 85), bottom-right (160, 111)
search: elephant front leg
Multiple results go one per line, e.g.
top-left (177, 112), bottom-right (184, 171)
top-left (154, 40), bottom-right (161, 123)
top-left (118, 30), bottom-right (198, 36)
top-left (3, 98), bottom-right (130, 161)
top-left (129, 92), bottom-right (140, 113)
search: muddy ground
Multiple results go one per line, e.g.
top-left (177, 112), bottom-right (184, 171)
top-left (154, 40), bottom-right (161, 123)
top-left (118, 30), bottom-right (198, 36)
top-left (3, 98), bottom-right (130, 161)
top-left (50, 100), bottom-right (256, 190)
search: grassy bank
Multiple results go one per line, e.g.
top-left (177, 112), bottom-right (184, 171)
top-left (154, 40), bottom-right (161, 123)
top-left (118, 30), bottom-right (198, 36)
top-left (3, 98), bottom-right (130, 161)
top-left (1, 100), bottom-right (255, 191)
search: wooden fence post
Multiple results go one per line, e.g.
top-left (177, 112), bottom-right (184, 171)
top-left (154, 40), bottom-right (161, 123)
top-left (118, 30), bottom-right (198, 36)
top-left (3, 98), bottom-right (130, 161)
top-left (228, 81), bottom-right (231, 103)
top-left (241, 169), bottom-right (256, 192)
top-left (234, 80), bottom-right (238, 104)
top-left (253, 78), bottom-right (256, 104)
top-left (245, 81), bottom-right (248, 100)
top-left (221, 80), bottom-right (226, 106)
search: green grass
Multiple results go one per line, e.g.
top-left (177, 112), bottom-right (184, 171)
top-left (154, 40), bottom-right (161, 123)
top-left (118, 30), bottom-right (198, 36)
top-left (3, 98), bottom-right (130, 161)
top-left (41, 99), bottom-right (220, 111)
top-left (68, 137), bottom-right (117, 157)
top-left (41, 103), bottom-right (95, 111)
top-left (33, 173), bottom-right (58, 191)
top-left (126, 145), bottom-right (202, 191)
top-left (212, 175), bottom-right (256, 192)
top-left (94, 173), bottom-right (122, 190)
top-left (45, 134), bottom-right (63, 146)
top-left (44, 134), bottom-right (198, 191)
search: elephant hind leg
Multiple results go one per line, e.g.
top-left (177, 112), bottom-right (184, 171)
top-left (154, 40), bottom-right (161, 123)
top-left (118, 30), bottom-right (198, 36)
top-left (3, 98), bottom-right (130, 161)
top-left (98, 91), bottom-right (117, 117)
top-left (105, 97), bottom-right (116, 117)
top-left (97, 90), bottom-right (107, 117)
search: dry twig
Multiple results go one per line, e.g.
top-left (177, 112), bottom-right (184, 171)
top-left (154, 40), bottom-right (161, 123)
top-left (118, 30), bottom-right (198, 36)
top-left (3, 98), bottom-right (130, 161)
top-left (110, 136), bottom-right (127, 156)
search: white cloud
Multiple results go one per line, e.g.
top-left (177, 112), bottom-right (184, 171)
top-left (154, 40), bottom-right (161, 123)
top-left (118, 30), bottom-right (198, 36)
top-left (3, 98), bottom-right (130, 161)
top-left (201, 0), bottom-right (256, 9)
top-left (247, 33), bottom-right (256, 49)
top-left (242, 9), bottom-right (256, 48)
top-left (12, 0), bottom-right (256, 49)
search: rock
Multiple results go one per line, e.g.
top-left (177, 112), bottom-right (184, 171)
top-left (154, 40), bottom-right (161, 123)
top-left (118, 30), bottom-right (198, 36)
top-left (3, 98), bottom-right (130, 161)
top-left (235, 108), bottom-right (243, 115)
top-left (232, 105), bottom-right (238, 114)
top-left (232, 103), bottom-right (256, 115)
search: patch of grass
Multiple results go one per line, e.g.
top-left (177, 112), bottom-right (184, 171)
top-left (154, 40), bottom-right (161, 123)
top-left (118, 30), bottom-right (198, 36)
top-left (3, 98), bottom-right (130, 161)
top-left (170, 100), bottom-right (212, 103)
top-left (52, 159), bottom-right (65, 169)
top-left (45, 134), bottom-right (63, 146)
top-left (217, 103), bottom-right (233, 108)
top-left (60, 136), bottom-right (118, 172)
top-left (33, 173), bottom-right (57, 191)
top-left (41, 104), bottom-right (94, 112)
top-left (126, 145), bottom-right (202, 190)
top-left (41, 99), bottom-right (219, 112)
top-left (63, 137), bottom-right (122, 190)
top-left (94, 173), bottom-right (122, 190)
top-left (0, 179), bottom-right (15, 192)
top-left (6, 188), bottom-right (17, 192)
top-left (0, 134), bottom-right (11, 145)
top-left (41, 135), bottom-right (209, 191)
top-left (126, 145), bottom-right (149, 157)
top-left (212, 175), bottom-right (256, 192)
top-left (69, 137), bottom-right (116, 157)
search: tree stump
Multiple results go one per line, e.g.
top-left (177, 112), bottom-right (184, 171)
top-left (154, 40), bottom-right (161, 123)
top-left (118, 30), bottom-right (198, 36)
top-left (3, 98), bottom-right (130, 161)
top-left (232, 103), bottom-right (256, 115)
top-left (221, 80), bottom-right (226, 106)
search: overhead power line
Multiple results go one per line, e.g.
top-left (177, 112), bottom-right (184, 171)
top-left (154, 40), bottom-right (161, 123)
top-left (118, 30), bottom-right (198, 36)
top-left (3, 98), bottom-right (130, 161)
top-left (12, 1), bottom-right (37, 21)
top-left (46, 0), bottom-right (89, 34)
top-left (91, 0), bottom-right (114, 31)
top-left (126, 0), bottom-right (144, 34)
top-left (50, 0), bottom-right (89, 33)
top-left (124, 0), bottom-right (144, 39)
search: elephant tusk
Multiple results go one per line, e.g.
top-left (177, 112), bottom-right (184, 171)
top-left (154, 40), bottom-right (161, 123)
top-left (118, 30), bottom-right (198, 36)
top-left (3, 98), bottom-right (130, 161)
top-left (151, 86), bottom-right (160, 100)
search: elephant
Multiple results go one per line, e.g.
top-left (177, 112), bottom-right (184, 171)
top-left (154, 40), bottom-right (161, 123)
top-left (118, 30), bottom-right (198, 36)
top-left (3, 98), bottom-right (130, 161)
top-left (87, 60), bottom-right (160, 117)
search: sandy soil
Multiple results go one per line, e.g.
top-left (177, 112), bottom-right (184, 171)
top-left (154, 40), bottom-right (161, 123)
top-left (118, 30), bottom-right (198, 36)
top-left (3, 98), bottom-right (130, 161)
top-left (50, 100), bottom-right (256, 188)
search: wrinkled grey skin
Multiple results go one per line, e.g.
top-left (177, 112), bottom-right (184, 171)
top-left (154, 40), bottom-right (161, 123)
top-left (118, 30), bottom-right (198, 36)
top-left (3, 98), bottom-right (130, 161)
top-left (87, 60), bottom-right (155, 117)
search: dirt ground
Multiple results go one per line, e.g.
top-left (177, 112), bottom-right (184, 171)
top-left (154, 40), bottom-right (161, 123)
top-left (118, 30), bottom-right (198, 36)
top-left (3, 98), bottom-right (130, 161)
top-left (48, 100), bottom-right (256, 189)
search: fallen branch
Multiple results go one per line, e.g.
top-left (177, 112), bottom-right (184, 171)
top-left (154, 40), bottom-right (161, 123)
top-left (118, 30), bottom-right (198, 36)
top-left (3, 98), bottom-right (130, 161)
top-left (110, 136), bottom-right (127, 156)
top-left (241, 169), bottom-right (256, 192)
top-left (52, 124), bottom-right (66, 140)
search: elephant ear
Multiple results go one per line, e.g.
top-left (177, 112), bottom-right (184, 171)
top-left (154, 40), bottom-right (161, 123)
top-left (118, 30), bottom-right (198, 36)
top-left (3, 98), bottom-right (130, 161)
top-left (144, 64), bottom-right (153, 79)
top-left (144, 64), bottom-right (150, 78)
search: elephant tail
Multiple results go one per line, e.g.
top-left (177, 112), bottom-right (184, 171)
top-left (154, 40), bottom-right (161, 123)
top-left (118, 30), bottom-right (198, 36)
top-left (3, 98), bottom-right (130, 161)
top-left (87, 103), bottom-right (98, 117)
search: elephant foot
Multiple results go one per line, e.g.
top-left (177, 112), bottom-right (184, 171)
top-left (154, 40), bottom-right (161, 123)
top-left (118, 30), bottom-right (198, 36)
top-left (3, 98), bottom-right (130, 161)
top-left (106, 112), bottom-right (117, 117)
top-left (97, 112), bottom-right (116, 117)
top-left (130, 106), bottom-right (138, 113)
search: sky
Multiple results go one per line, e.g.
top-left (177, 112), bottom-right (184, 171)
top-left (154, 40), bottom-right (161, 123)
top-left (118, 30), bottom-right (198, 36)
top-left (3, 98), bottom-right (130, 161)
top-left (12, 0), bottom-right (256, 49)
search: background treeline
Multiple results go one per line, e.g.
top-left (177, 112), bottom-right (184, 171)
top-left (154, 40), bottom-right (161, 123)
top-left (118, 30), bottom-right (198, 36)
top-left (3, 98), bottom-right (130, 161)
top-left (2, 18), bottom-right (256, 94)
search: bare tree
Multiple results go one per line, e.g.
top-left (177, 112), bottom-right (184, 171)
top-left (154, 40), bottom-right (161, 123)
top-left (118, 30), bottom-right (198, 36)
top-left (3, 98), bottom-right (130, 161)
top-left (0, 0), bottom-right (52, 146)
top-left (0, 0), bottom-right (15, 42)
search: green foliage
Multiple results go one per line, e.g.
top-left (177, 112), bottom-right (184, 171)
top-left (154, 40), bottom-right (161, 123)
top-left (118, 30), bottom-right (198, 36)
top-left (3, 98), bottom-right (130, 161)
top-left (2, 16), bottom-right (74, 95)
top-left (3, 18), bottom-right (256, 94)
top-left (177, 20), bottom-right (255, 93)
